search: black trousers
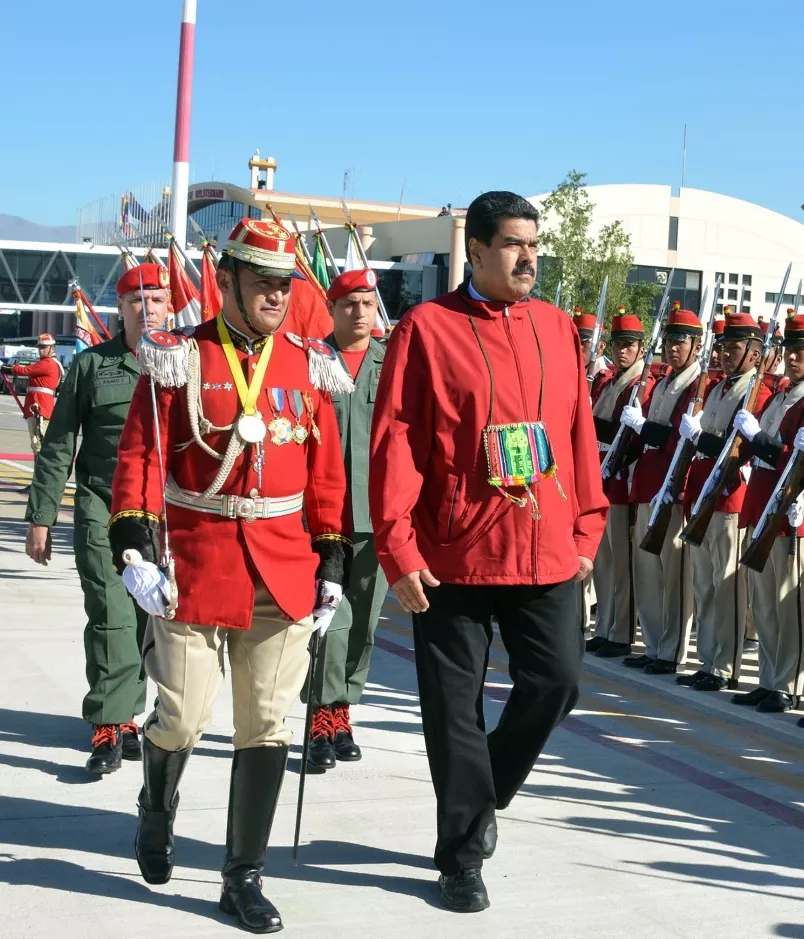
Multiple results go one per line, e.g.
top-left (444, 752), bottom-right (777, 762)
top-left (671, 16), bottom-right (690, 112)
top-left (412, 580), bottom-right (583, 874)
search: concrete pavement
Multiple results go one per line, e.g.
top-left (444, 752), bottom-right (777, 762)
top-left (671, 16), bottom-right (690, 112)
top-left (1, 398), bottom-right (803, 938)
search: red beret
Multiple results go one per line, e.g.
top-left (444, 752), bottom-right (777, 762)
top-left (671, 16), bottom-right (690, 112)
top-left (116, 263), bottom-right (170, 296)
top-left (223, 218), bottom-right (296, 276)
top-left (326, 268), bottom-right (378, 302)
top-left (665, 308), bottom-right (703, 334)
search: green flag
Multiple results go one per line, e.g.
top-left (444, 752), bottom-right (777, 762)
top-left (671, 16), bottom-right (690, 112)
top-left (311, 234), bottom-right (331, 291)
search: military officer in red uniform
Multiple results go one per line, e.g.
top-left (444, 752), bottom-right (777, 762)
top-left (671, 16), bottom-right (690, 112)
top-left (587, 310), bottom-right (654, 658)
top-left (1, 332), bottom-right (63, 456)
top-left (109, 219), bottom-right (352, 934)
top-left (619, 308), bottom-right (704, 674)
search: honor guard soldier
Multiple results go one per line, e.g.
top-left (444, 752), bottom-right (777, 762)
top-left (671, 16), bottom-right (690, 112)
top-left (1, 333), bottom-right (63, 457)
top-left (304, 268), bottom-right (388, 769)
top-left (733, 312), bottom-right (804, 713)
top-left (587, 310), bottom-right (654, 658)
top-left (22, 267), bottom-right (169, 772)
top-left (759, 314), bottom-right (787, 393)
top-left (620, 308), bottom-right (704, 674)
top-left (109, 219), bottom-right (352, 934)
top-left (677, 312), bottom-right (772, 690)
top-left (709, 313), bottom-right (726, 379)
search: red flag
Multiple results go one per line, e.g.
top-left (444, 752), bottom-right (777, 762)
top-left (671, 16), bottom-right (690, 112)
top-left (168, 240), bottom-right (201, 328)
top-left (200, 245), bottom-right (222, 321)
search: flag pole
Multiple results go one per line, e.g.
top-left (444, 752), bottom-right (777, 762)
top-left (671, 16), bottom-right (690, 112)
top-left (308, 206), bottom-right (342, 281)
top-left (170, 0), bottom-right (197, 251)
top-left (340, 198), bottom-right (390, 329)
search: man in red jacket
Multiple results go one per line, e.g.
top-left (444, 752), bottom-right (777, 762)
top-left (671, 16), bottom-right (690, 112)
top-left (108, 219), bottom-right (352, 933)
top-left (586, 311), bottom-right (653, 659)
top-left (734, 313), bottom-right (804, 713)
top-left (369, 191), bottom-right (608, 913)
top-left (1, 333), bottom-right (63, 456)
top-left (677, 312), bottom-right (772, 690)
top-left (619, 308), bottom-right (704, 674)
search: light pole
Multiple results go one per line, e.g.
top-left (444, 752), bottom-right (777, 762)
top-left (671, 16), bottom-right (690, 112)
top-left (170, 0), bottom-right (197, 250)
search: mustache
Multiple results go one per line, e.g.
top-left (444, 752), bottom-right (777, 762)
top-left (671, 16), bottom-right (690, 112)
top-left (512, 263), bottom-right (536, 276)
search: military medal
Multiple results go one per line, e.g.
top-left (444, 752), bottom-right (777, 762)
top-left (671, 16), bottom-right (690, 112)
top-left (268, 416), bottom-right (294, 445)
top-left (236, 412), bottom-right (267, 443)
top-left (288, 390), bottom-right (308, 444)
top-left (302, 391), bottom-right (321, 444)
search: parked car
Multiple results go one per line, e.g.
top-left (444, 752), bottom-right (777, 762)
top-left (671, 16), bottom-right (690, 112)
top-left (0, 350), bottom-right (38, 396)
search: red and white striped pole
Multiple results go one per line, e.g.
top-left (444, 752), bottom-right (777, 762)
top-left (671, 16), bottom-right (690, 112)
top-left (170, 0), bottom-right (197, 250)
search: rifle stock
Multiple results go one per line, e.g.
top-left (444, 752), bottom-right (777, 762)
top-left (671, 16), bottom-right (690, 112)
top-left (740, 450), bottom-right (804, 572)
top-left (639, 439), bottom-right (698, 554)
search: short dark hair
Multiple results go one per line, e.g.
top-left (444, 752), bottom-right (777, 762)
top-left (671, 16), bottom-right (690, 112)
top-left (465, 191), bottom-right (539, 259)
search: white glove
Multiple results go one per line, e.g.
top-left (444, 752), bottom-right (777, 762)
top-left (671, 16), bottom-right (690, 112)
top-left (794, 428), bottom-right (804, 453)
top-left (680, 412), bottom-right (703, 443)
top-left (787, 495), bottom-right (804, 529)
top-left (122, 550), bottom-right (170, 617)
top-left (734, 408), bottom-right (761, 442)
top-left (740, 464), bottom-right (752, 485)
top-left (620, 405), bottom-right (646, 434)
top-left (313, 580), bottom-right (343, 637)
top-left (649, 488), bottom-right (674, 508)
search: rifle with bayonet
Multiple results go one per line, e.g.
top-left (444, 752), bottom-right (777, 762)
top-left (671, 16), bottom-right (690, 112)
top-left (639, 278), bottom-right (720, 555)
top-left (600, 273), bottom-right (674, 481)
top-left (681, 263), bottom-right (792, 546)
top-left (586, 276), bottom-right (608, 387)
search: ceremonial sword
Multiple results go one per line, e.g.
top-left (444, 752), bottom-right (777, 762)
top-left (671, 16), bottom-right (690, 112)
top-left (293, 630), bottom-right (323, 865)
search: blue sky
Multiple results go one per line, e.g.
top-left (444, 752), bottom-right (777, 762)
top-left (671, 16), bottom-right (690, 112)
top-left (3, 0), bottom-right (802, 225)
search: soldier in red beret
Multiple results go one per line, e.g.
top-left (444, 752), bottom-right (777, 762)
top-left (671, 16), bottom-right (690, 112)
top-left (620, 308), bottom-right (704, 674)
top-left (677, 312), bottom-right (772, 690)
top-left (304, 267), bottom-right (389, 769)
top-left (109, 219), bottom-right (352, 933)
top-left (587, 308), bottom-right (655, 659)
top-left (1, 332), bottom-right (64, 459)
top-left (22, 263), bottom-right (170, 773)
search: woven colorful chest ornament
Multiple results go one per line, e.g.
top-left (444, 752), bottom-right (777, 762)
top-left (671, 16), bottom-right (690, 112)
top-left (468, 305), bottom-right (566, 519)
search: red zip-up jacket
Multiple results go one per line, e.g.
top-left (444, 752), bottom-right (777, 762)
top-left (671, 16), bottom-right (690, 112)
top-left (368, 287), bottom-right (608, 587)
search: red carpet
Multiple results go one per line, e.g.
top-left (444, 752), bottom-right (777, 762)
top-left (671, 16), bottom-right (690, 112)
top-left (0, 452), bottom-right (34, 461)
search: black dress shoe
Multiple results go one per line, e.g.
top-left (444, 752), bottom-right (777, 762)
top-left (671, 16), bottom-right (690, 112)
top-left (596, 641), bottom-right (631, 658)
top-left (136, 738), bottom-right (191, 885)
top-left (756, 691), bottom-right (793, 713)
top-left (731, 687), bottom-right (772, 706)
top-left (644, 659), bottom-right (678, 675)
top-left (676, 670), bottom-right (708, 687)
top-left (482, 814), bottom-right (497, 859)
top-left (743, 640), bottom-right (759, 653)
top-left (693, 674), bottom-right (729, 691)
top-left (120, 722), bottom-right (142, 761)
top-left (220, 875), bottom-right (282, 934)
top-left (585, 636), bottom-right (607, 653)
top-left (307, 708), bottom-right (336, 769)
top-left (623, 654), bottom-right (654, 669)
top-left (438, 869), bottom-right (490, 913)
top-left (86, 725), bottom-right (122, 774)
top-left (331, 705), bottom-right (362, 762)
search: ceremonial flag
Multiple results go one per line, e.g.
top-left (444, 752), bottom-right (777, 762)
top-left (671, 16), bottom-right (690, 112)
top-left (343, 225), bottom-right (363, 272)
top-left (119, 191), bottom-right (149, 239)
top-left (73, 288), bottom-right (106, 352)
top-left (311, 235), bottom-right (331, 291)
top-left (168, 239), bottom-right (202, 328)
top-left (200, 244), bottom-right (222, 321)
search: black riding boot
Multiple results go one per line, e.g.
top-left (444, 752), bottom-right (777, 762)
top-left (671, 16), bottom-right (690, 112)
top-left (135, 736), bottom-right (191, 885)
top-left (219, 746), bottom-right (288, 934)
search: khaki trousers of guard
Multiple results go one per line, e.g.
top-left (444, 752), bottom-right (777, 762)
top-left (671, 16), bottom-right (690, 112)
top-left (690, 512), bottom-right (746, 679)
top-left (578, 574), bottom-right (595, 632)
top-left (634, 503), bottom-right (693, 664)
top-left (593, 504), bottom-right (636, 645)
top-left (142, 586), bottom-right (314, 752)
top-left (747, 531), bottom-right (804, 697)
top-left (27, 415), bottom-right (49, 454)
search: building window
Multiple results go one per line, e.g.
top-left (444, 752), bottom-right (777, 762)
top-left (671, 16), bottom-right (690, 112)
top-left (728, 289), bottom-right (738, 301)
top-left (766, 292), bottom-right (796, 304)
top-left (743, 274), bottom-right (752, 286)
top-left (716, 272), bottom-right (725, 281)
top-left (716, 304), bottom-right (723, 314)
top-left (743, 290), bottom-right (751, 302)
top-left (719, 288), bottom-right (724, 299)
top-left (729, 273), bottom-right (739, 285)
top-left (743, 305), bottom-right (750, 314)
top-left (668, 216), bottom-right (679, 251)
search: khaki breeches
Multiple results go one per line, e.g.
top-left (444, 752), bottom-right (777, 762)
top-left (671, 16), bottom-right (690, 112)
top-left (593, 504), bottom-right (636, 645)
top-left (634, 503), bottom-right (693, 664)
top-left (578, 573), bottom-right (596, 632)
top-left (690, 512), bottom-right (746, 679)
top-left (142, 586), bottom-right (314, 752)
top-left (747, 530), bottom-right (804, 696)
top-left (27, 416), bottom-right (48, 454)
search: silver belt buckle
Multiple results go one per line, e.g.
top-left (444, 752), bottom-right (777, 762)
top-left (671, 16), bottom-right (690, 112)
top-left (236, 497), bottom-right (257, 522)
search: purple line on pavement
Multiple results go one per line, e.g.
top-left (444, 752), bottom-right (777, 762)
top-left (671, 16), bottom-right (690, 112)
top-left (375, 632), bottom-right (804, 831)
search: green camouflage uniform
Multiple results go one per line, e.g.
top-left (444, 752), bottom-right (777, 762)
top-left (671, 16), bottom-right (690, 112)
top-left (26, 334), bottom-right (147, 725)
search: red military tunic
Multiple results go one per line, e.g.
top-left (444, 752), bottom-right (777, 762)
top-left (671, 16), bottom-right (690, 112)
top-left (592, 362), bottom-right (655, 505)
top-left (9, 355), bottom-right (63, 419)
top-left (740, 387), bottom-right (804, 535)
top-left (630, 367), bottom-right (705, 506)
top-left (684, 372), bottom-right (772, 515)
top-left (111, 317), bottom-right (350, 629)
